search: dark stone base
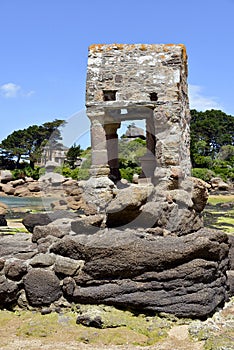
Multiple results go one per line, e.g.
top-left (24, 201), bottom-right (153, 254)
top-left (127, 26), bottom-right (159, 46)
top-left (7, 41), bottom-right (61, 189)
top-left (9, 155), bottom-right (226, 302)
top-left (0, 227), bottom-right (231, 319)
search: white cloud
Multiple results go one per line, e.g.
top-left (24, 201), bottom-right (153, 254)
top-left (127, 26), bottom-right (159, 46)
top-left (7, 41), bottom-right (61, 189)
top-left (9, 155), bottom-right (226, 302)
top-left (0, 82), bottom-right (35, 98)
top-left (0, 83), bottom-right (21, 98)
top-left (188, 84), bottom-right (223, 111)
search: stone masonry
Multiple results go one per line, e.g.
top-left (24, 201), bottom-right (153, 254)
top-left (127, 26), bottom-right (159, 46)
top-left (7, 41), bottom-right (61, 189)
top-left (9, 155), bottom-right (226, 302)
top-left (86, 44), bottom-right (191, 184)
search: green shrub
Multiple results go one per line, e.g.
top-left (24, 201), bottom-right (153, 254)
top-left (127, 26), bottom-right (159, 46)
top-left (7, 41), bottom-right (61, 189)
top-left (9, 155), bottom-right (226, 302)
top-left (120, 166), bottom-right (141, 182)
top-left (11, 166), bottom-right (41, 180)
top-left (191, 168), bottom-right (215, 182)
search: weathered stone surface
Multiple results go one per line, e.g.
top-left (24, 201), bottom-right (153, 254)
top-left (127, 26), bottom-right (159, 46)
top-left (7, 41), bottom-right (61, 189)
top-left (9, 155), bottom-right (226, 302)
top-left (210, 177), bottom-right (230, 191)
top-left (227, 271), bottom-right (234, 296)
top-left (65, 184), bottom-right (82, 196)
top-left (25, 176), bottom-right (34, 182)
top-left (82, 176), bottom-right (116, 212)
top-left (0, 276), bottom-right (19, 308)
top-left (39, 172), bottom-right (65, 186)
top-left (106, 184), bottom-right (153, 227)
top-left (24, 269), bottom-right (62, 306)
top-left (4, 259), bottom-right (27, 280)
top-left (0, 233), bottom-right (37, 259)
top-left (228, 235), bottom-right (234, 270)
top-left (76, 314), bottom-right (103, 328)
top-left (227, 235), bottom-right (234, 296)
top-left (10, 179), bottom-right (25, 187)
top-left (71, 215), bottom-right (104, 235)
top-left (27, 182), bottom-right (41, 192)
top-left (189, 177), bottom-right (209, 212)
top-left (22, 210), bottom-right (77, 233)
top-left (66, 200), bottom-right (82, 211)
top-left (0, 184), bottom-right (15, 195)
top-left (139, 200), bottom-right (203, 234)
top-left (14, 186), bottom-right (30, 197)
top-left (32, 217), bottom-right (74, 242)
top-left (37, 235), bottom-right (60, 254)
top-left (30, 253), bottom-right (56, 267)
top-left (51, 228), bottom-right (229, 318)
top-left (0, 258), bottom-right (5, 270)
top-left (54, 255), bottom-right (84, 276)
top-left (0, 170), bottom-right (13, 183)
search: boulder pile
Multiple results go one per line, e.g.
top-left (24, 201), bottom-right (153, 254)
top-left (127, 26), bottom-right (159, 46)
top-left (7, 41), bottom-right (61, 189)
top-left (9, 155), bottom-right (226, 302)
top-left (0, 224), bottom-right (231, 318)
top-left (0, 173), bottom-right (233, 319)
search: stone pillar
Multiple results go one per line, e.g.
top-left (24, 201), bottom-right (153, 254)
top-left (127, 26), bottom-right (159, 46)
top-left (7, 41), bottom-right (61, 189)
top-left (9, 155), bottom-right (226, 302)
top-left (153, 106), bottom-right (187, 188)
top-left (104, 123), bottom-right (121, 182)
top-left (139, 118), bottom-right (156, 182)
top-left (146, 118), bottom-right (156, 156)
top-left (89, 112), bottom-right (110, 177)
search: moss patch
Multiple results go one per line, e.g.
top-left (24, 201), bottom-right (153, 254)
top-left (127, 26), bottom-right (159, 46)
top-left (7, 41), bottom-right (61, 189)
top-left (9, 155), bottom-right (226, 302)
top-left (208, 195), bottom-right (234, 206)
top-left (0, 307), bottom-right (171, 347)
top-left (204, 195), bottom-right (234, 233)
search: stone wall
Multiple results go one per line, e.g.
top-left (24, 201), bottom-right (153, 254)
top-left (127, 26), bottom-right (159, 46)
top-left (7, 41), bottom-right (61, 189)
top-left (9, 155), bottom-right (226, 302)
top-left (86, 44), bottom-right (191, 182)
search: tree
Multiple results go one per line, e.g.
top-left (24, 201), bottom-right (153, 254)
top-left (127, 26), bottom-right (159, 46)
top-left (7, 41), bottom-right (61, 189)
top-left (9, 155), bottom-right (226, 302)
top-left (217, 145), bottom-right (234, 165)
top-left (190, 109), bottom-right (234, 167)
top-left (0, 119), bottom-right (65, 169)
top-left (66, 143), bottom-right (82, 169)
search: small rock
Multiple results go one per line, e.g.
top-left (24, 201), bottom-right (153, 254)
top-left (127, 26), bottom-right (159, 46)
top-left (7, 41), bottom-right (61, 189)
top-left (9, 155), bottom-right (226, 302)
top-left (41, 307), bottom-right (52, 315)
top-left (0, 170), bottom-right (13, 183)
top-left (54, 255), bottom-right (84, 276)
top-left (9, 179), bottom-right (25, 187)
top-left (30, 253), bottom-right (56, 267)
top-left (0, 276), bottom-right (19, 307)
top-left (0, 184), bottom-right (15, 195)
top-left (14, 186), bottom-right (30, 197)
top-left (4, 259), bottom-right (28, 281)
top-left (0, 215), bottom-right (7, 226)
top-left (76, 315), bottom-right (103, 328)
top-left (28, 182), bottom-right (41, 192)
top-left (71, 215), bottom-right (104, 235)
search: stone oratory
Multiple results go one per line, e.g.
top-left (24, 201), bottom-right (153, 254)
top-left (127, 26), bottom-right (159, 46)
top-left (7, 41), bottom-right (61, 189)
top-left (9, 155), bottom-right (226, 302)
top-left (86, 44), bottom-right (191, 185)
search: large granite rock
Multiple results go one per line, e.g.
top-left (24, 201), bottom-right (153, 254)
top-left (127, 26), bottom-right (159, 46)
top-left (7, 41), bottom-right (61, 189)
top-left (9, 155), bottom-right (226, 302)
top-left (0, 276), bottom-right (19, 308)
top-left (106, 184), bottom-right (153, 227)
top-left (23, 268), bottom-right (62, 306)
top-left (22, 210), bottom-right (78, 233)
top-left (32, 217), bottom-right (74, 242)
top-left (50, 228), bottom-right (229, 318)
top-left (0, 233), bottom-right (37, 259)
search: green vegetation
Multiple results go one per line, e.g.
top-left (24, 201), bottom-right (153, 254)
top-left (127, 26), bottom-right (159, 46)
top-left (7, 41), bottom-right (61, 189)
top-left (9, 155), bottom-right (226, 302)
top-left (0, 306), bottom-right (172, 347)
top-left (119, 137), bottom-right (146, 181)
top-left (65, 143), bottom-right (82, 169)
top-left (0, 119), bottom-right (65, 171)
top-left (204, 195), bottom-right (234, 233)
top-left (190, 109), bottom-right (234, 182)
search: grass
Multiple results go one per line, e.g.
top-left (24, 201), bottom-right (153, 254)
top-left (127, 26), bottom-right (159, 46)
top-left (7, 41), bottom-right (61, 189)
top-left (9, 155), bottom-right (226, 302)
top-left (207, 194), bottom-right (234, 206)
top-left (204, 195), bottom-right (234, 234)
top-left (0, 306), bottom-right (172, 347)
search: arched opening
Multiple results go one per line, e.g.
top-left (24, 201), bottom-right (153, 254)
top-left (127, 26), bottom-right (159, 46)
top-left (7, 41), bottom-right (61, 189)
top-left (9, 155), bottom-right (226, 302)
top-left (104, 106), bottom-right (156, 183)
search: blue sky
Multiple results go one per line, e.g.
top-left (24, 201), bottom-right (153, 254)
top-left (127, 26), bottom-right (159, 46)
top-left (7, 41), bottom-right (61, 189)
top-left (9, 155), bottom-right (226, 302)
top-left (0, 0), bottom-right (234, 148)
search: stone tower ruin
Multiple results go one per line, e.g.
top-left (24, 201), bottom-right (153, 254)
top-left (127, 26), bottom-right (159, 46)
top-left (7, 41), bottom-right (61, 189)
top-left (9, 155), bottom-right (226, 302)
top-left (86, 44), bottom-right (191, 185)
